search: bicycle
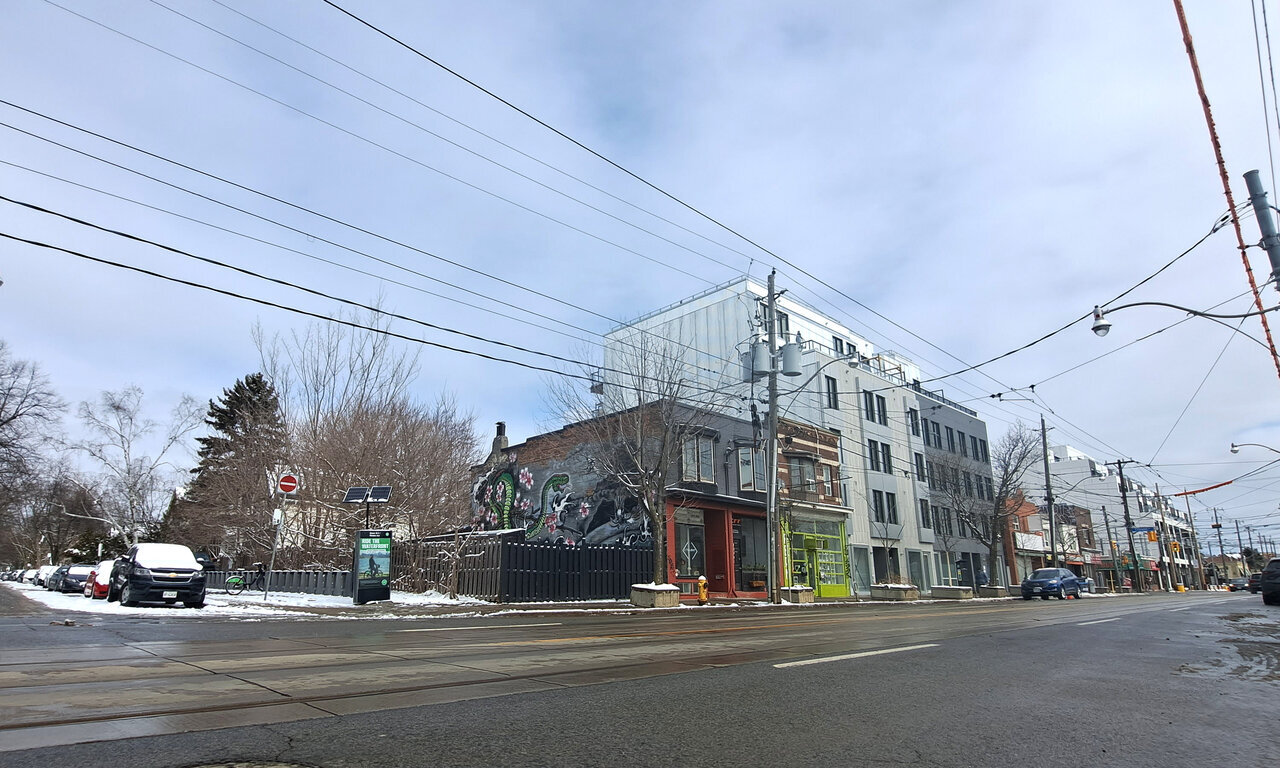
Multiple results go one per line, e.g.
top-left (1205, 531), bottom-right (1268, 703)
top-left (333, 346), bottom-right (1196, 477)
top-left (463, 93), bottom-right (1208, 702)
top-left (225, 562), bottom-right (267, 595)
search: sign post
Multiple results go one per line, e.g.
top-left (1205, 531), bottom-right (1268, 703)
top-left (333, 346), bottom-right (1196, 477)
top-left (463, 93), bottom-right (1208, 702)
top-left (266, 470), bottom-right (299, 602)
top-left (353, 529), bottom-right (392, 605)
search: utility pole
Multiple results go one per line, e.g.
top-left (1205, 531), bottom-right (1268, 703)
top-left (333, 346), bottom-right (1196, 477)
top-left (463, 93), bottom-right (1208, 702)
top-left (1235, 520), bottom-right (1245, 571)
top-left (1040, 415), bottom-right (1056, 567)
top-left (1212, 508), bottom-right (1227, 584)
top-left (1102, 505), bottom-right (1120, 591)
top-left (765, 269), bottom-right (781, 605)
top-left (1185, 497), bottom-right (1205, 590)
top-left (1246, 525), bottom-right (1256, 554)
top-left (1110, 460), bottom-right (1144, 593)
top-left (1155, 486), bottom-right (1178, 591)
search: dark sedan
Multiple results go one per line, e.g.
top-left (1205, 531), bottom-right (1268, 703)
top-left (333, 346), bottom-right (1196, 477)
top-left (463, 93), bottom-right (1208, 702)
top-left (54, 564), bottom-right (95, 594)
top-left (1247, 572), bottom-right (1261, 594)
top-left (1227, 577), bottom-right (1249, 592)
top-left (1020, 567), bottom-right (1083, 600)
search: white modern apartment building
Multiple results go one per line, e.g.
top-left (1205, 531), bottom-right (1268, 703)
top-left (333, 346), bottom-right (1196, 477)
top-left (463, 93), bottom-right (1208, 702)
top-left (1047, 444), bottom-right (1200, 589)
top-left (605, 276), bottom-right (1000, 593)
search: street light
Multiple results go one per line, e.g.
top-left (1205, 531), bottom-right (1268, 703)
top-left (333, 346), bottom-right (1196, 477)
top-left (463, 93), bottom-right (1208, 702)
top-left (1091, 301), bottom-right (1280, 339)
top-left (1230, 442), bottom-right (1280, 455)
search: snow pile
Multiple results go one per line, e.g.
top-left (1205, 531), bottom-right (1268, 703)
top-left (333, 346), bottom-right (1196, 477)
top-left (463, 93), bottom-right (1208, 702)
top-left (1, 579), bottom-right (485, 619)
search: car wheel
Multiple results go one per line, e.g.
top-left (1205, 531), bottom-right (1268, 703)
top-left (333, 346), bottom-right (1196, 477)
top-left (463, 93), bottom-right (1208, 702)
top-left (1022, 595), bottom-right (1034, 600)
top-left (106, 585), bottom-right (119, 602)
top-left (1263, 593), bottom-right (1278, 606)
top-left (1057, 587), bottom-right (1067, 600)
top-left (120, 584), bottom-right (138, 607)
top-left (1041, 594), bottom-right (1050, 600)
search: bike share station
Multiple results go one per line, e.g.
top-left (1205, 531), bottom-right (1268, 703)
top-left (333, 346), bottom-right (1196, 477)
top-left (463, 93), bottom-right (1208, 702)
top-left (343, 485), bottom-right (394, 605)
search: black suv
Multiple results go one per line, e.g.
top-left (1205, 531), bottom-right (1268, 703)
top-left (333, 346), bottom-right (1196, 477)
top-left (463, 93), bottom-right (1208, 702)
top-left (107, 543), bottom-right (206, 608)
top-left (1262, 558), bottom-right (1280, 606)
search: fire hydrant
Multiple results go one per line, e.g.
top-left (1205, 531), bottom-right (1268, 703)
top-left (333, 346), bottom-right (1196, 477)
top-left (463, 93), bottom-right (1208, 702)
top-left (697, 575), bottom-right (709, 605)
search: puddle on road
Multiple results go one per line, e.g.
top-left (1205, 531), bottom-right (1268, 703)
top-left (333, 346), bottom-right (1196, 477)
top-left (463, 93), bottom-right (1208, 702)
top-left (1176, 611), bottom-right (1280, 683)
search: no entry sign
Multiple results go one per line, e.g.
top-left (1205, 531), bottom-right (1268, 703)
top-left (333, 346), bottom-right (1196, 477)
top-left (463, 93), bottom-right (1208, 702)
top-left (278, 474), bottom-right (299, 494)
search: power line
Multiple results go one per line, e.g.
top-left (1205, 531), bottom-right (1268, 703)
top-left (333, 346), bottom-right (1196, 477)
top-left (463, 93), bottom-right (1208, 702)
top-left (1, 230), bottom-right (594, 382)
top-left (38, 0), bottom-right (723, 285)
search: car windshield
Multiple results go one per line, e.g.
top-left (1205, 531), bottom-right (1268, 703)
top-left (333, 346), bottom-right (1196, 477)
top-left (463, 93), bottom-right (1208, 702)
top-left (133, 543), bottom-right (201, 570)
top-left (1028, 569), bottom-right (1061, 580)
top-left (68, 566), bottom-right (93, 576)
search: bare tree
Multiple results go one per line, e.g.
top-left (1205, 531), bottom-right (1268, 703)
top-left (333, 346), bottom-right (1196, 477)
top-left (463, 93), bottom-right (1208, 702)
top-left (543, 333), bottom-right (730, 585)
top-left (0, 340), bottom-right (64, 503)
top-left (953, 422), bottom-right (1040, 584)
top-left (67, 386), bottom-right (201, 546)
top-left (255, 313), bottom-right (478, 568)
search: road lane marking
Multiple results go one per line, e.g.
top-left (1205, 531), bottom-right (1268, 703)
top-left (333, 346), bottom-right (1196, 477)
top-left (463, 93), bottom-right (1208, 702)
top-left (1167, 607), bottom-right (1192, 612)
top-left (773, 643), bottom-right (939, 668)
top-left (392, 623), bottom-right (562, 633)
top-left (1077, 618), bottom-right (1120, 626)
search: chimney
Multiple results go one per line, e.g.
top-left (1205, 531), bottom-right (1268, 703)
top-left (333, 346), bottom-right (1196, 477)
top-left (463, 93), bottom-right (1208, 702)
top-left (492, 421), bottom-right (509, 455)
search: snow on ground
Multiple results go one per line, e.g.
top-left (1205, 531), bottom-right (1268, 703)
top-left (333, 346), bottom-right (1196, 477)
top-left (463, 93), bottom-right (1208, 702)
top-left (1, 579), bottom-right (487, 620)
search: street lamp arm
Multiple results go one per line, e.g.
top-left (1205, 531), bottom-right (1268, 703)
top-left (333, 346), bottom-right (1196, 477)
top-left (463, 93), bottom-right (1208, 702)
top-left (1101, 300), bottom-right (1280, 320)
top-left (1092, 302), bottom-right (1280, 345)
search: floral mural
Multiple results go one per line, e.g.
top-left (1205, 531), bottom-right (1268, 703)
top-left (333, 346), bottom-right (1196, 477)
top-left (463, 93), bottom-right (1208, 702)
top-left (472, 452), bottom-right (649, 546)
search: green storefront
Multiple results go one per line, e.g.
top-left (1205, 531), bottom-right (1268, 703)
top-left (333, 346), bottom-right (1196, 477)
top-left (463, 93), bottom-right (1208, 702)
top-left (784, 514), bottom-right (851, 598)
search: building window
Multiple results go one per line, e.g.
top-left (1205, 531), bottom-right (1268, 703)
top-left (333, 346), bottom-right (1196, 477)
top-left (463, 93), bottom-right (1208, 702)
top-left (872, 490), bottom-right (885, 523)
top-left (971, 435), bottom-right (981, 460)
top-left (946, 426), bottom-right (956, 453)
top-left (920, 416), bottom-right (929, 441)
top-left (930, 421), bottom-right (942, 449)
top-left (777, 311), bottom-right (790, 338)
top-left (984, 476), bottom-right (994, 500)
top-left (788, 456), bottom-right (816, 495)
top-left (821, 464), bottom-right (838, 499)
top-left (833, 337), bottom-right (845, 356)
top-left (881, 443), bottom-right (893, 475)
top-left (868, 439), bottom-right (881, 472)
top-left (876, 395), bottom-right (888, 426)
top-left (937, 506), bottom-right (954, 536)
top-left (979, 439), bottom-right (989, 463)
top-left (825, 376), bottom-right (839, 409)
top-left (863, 391), bottom-right (876, 422)
top-left (682, 434), bottom-right (715, 483)
top-left (914, 452), bottom-right (926, 483)
top-left (675, 510), bottom-right (705, 578)
top-left (963, 471), bottom-right (974, 497)
top-left (885, 492), bottom-right (898, 524)
top-left (920, 499), bottom-right (932, 529)
top-left (738, 447), bottom-right (766, 491)
top-left (909, 409), bottom-right (920, 437)
top-left (959, 431), bottom-right (968, 457)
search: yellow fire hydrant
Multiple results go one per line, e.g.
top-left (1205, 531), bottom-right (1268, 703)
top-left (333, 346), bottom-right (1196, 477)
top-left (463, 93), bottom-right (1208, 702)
top-left (697, 575), bottom-right (709, 605)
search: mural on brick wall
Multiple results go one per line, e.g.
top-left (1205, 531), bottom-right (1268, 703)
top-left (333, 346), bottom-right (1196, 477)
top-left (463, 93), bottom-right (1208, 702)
top-left (472, 452), bottom-right (650, 546)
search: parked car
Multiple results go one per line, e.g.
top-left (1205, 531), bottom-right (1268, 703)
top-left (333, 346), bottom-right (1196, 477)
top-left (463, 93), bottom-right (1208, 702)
top-left (34, 565), bottom-right (57, 587)
top-left (20, 568), bottom-right (38, 583)
top-left (1021, 568), bottom-right (1083, 600)
top-left (83, 559), bottom-right (115, 599)
top-left (1227, 577), bottom-right (1249, 592)
top-left (1261, 558), bottom-right (1280, 606)
top-left (54, 564), bottom-right (95, 594)
top-left (107, 543), bottom-right (206, 608)
top-left (45, 565), bottom-right (71, 591)
top-left (1247, 572), bottom-right (1262, 594)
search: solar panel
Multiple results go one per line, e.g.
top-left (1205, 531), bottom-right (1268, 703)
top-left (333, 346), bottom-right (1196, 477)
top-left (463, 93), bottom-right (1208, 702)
top-left (342, 486), bottom-right (369, 504)
top-left (367, 486), bottom-right (393, 503)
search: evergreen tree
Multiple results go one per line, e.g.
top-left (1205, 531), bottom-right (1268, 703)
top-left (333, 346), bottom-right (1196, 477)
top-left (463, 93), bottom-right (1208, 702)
top-left (177, 373), bottom-right (287, 563)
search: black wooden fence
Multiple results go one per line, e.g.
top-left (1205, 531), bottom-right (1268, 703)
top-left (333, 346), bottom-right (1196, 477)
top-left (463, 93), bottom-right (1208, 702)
top-left (206, 537), bottom-right (653, 604)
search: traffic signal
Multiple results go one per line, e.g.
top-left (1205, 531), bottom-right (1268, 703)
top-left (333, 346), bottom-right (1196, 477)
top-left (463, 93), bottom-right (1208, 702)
top-left (1147, 530), bottom-right (1158, 542)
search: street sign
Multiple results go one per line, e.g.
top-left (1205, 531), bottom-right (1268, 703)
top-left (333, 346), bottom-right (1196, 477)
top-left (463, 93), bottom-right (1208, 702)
top-left (1129, 526), bottom-right (1154, 533)
top-left (277, 474), bottom-right (299, 494)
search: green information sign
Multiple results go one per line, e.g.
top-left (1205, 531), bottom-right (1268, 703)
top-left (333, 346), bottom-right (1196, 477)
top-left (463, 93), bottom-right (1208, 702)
top-left (353, 529), bottom-right (392, 605)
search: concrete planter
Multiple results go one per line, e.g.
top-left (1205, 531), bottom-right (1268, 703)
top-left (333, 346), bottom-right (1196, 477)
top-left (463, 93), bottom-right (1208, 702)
top-left (870, 585), bottom-right (920, 601)
top-left (781, 586), bottom-right (815, 604)
top-left (977, 586), bottom-right (1008, 598)
top-left (931, 585), bottom-right (974, 600)
top-left (630, 583), bottom-right (680, 608)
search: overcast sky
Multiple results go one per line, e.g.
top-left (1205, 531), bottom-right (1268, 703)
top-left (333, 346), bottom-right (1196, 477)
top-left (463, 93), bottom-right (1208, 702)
top-left (2, 1), bottom-right (1279, 546)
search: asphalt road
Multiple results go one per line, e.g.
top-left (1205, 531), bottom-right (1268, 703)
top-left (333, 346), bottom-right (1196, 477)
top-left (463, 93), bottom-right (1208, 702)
top-left (1, 589), bottom-right (1275, 767)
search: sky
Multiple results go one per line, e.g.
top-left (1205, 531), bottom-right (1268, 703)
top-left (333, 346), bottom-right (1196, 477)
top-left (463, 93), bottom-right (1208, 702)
top-left (2, 1), bottom-right (1279, 549)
